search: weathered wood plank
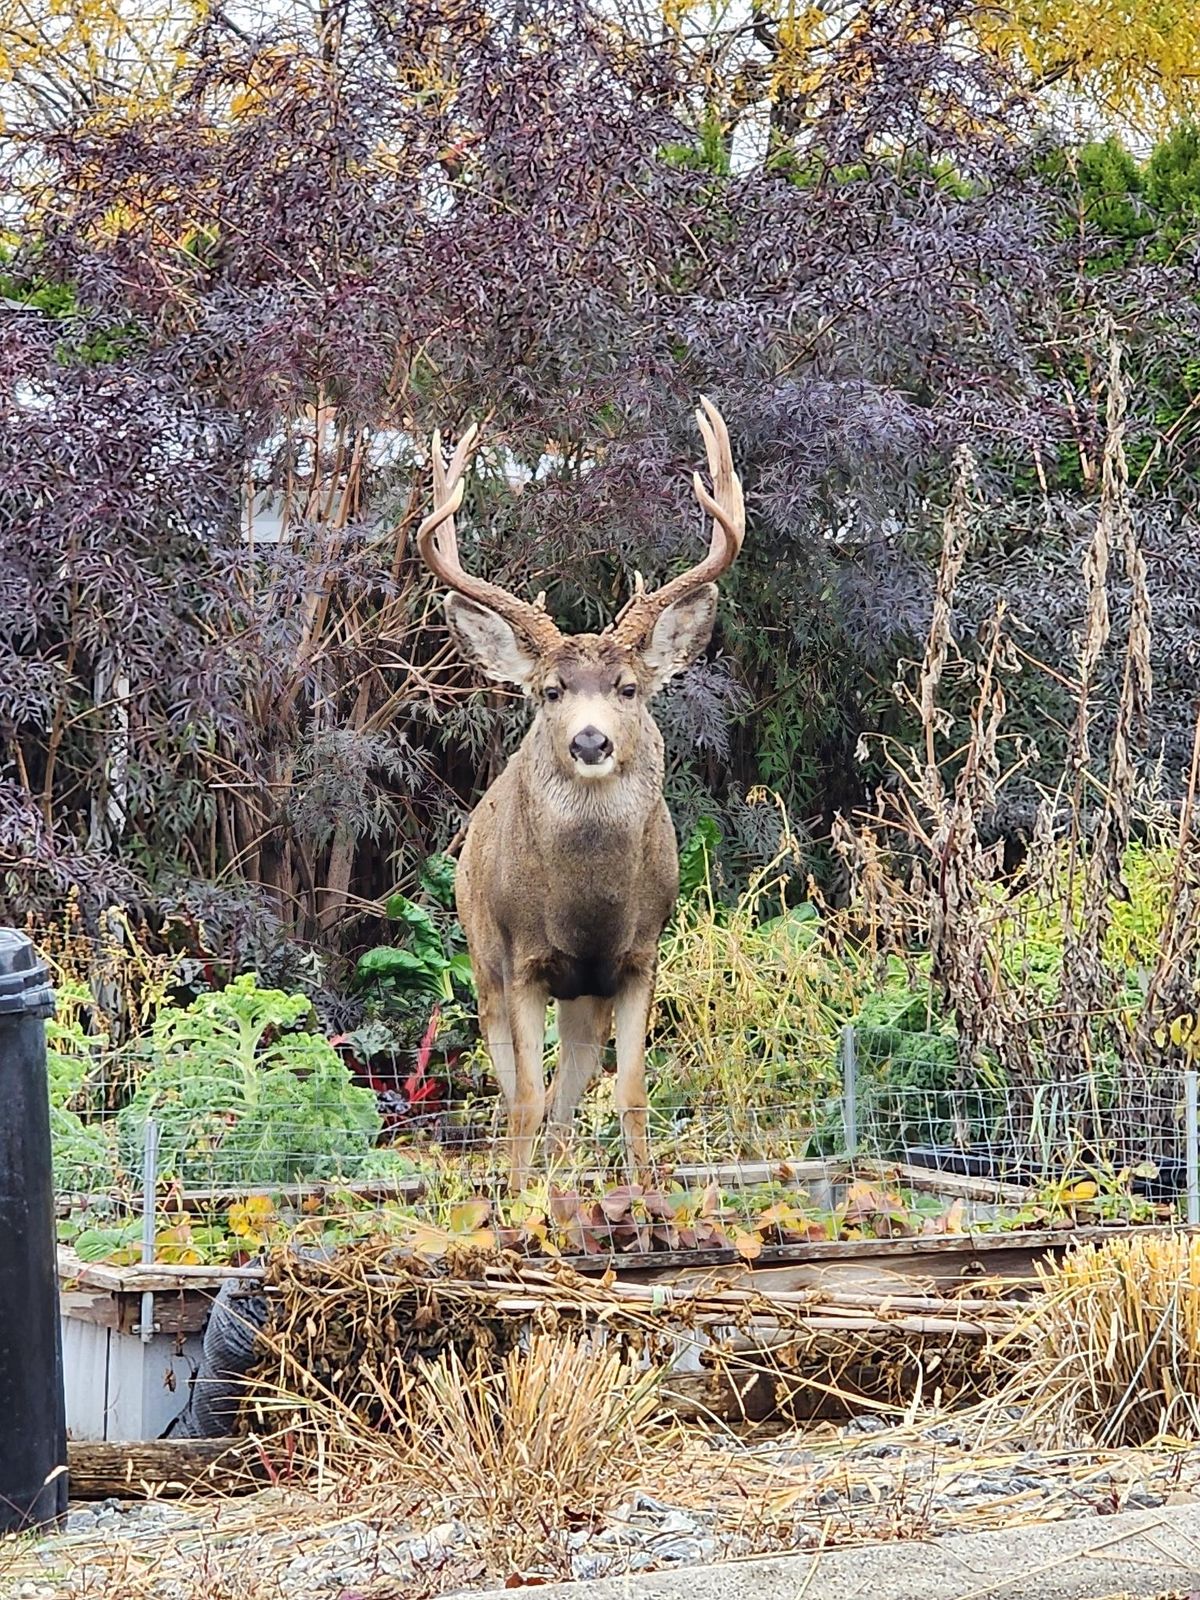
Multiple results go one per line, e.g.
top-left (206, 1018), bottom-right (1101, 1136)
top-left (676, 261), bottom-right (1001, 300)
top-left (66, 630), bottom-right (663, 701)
top-left (658, 1367), bottom-right (781, 1424)
top-left (566, 1220), bottom-right (1186, 1279)
top-left (886, 1161), bottom-right (1030, 1206)
top-left (58, 1247), bottom-right (260, 1293)
top-left (58, 1288), bottom-right (122, 1330)
top-left (59, 1284), bottom-right (213, 1335)
top-left (113, 1292), bottom-right (215, 1337)
top-left (66, 1439), bottom-right (266, 1499)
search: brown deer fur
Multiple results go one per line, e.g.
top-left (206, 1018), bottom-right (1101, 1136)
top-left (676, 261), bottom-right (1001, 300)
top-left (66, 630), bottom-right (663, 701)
top-left (417, 400), bottom-right (745, 1189)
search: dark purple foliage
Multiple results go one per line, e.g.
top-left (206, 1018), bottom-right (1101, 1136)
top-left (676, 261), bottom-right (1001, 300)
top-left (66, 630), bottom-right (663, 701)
top-left (2, 0), bottom-right (1197, 954)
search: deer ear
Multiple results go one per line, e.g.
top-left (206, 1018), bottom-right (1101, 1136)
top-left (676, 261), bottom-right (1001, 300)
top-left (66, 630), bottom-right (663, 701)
top-left (444, 593), bottom-right (540, 689)
top-left (640, 585), bottom-right (718, 693)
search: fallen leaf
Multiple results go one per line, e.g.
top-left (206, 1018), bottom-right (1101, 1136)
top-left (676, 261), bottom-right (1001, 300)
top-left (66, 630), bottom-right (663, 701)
top-left (757, 1202), bottom-right (811, 1239)
top-left (449, 1198), bottom-right (491, 1234)
top-left (731, 1227), bottom-right (763, 1261)
top-left (599, 1185), bottom-right (642, 1221)
top-left (548, 1189), bottom-right (583, 1227)
top-left (408, 1224), bottom-right (453, 1256)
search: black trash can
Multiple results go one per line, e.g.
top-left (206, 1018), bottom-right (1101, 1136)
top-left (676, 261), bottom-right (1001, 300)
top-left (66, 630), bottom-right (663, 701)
top-left (0, 929), bottom-right (67, 1533)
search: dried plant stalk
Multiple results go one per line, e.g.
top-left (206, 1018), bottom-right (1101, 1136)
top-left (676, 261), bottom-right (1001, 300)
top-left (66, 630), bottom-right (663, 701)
top-left (837, 331), bottom-right (1198, 1160)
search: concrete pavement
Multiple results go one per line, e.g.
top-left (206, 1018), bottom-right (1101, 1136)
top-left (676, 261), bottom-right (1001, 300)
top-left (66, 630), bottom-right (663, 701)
top-left (464, 1502), bottom-right (1200, 1600)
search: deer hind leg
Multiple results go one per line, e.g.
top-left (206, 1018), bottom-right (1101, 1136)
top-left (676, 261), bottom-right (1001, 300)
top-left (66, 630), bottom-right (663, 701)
top-left (547, 997), bottom-right (612, 1171)
top-left (613, 966), bottom-right (655, 1186)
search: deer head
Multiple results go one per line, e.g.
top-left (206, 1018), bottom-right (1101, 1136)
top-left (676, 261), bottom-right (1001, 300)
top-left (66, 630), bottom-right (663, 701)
top-left (416, 398), bottom-right (745, 784)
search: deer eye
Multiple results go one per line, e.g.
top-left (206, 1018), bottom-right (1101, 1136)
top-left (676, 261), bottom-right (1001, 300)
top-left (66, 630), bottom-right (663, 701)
top-left (544, 685), bottom-right (562, 702)
top-left (619, 683), bottom-right (638, 700)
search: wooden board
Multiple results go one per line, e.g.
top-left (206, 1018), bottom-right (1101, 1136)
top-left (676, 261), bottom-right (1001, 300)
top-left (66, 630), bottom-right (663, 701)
top-left (67, 1439), bottom-right (265, 1499)
top-left (58, 1246), bottom-right (260, 1294)
top-left (60, 1285), bottom-right (214, 1336)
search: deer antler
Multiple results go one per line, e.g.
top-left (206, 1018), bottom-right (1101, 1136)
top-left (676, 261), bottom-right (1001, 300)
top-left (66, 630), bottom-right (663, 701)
top-left (609, 396), bottom-right (745, 649)
top-left (417, 425), bottom-right (564, 652)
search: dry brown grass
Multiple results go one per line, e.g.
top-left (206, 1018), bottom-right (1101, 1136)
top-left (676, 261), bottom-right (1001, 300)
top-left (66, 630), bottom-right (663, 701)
top-left (232, 1253), bottom-right (685, 1579)
top-left (1016, 1232), bottom-right (1200, 1445)
top-left (385, 1333), bottom-right (665, 1570)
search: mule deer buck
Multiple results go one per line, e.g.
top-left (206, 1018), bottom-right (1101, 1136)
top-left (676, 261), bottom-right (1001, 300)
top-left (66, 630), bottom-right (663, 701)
top-left (417, 399), bottom-right (745, 1190)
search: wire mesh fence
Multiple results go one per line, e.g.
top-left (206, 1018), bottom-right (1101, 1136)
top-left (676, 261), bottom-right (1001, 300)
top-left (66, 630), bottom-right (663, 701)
top-left (50, 1022), bottom-right (1200, 1268)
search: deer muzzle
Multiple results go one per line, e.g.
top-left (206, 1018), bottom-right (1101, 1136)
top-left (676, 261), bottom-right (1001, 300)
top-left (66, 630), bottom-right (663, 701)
top-left (569, 724), bottom-right (615, 773)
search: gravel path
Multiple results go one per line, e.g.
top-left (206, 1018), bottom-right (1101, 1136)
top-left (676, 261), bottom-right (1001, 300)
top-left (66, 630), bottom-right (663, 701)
top-left (4, 1415), bottom-right (1199, 1599)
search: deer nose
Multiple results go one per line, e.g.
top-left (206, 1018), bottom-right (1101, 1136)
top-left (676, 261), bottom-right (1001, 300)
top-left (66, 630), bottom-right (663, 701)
top-left (570, 725), bottom-right (613, 765)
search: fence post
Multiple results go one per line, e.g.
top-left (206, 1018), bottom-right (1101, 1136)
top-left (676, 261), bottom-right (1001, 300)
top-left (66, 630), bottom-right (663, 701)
top-left (0, 929), bottom-right (67, 1532)
top-left (1186, 1069), bottom-right (1199, 1228)
top-left (139, 1117), bottom-right (159, 1344)
top-left (841, 1022), bottom-right (858, 1160)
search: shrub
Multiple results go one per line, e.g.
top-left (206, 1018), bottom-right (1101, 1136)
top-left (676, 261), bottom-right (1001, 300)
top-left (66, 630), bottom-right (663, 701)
top-left (854, 964), bottom-right (979, 1153)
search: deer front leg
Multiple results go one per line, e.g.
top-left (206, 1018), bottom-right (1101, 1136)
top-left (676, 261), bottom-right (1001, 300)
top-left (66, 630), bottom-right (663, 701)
top-left (504, 978), bottom-right (549, 1194)
top-left (613, 966), bottom-right (654, 1187)
top-left (547, 997), bottom-right (612, 1170)
top-left (477, 978), bottom-right (517, 1181)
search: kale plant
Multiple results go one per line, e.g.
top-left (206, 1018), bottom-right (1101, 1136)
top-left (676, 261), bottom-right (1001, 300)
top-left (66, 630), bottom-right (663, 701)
top-left (116, 975), bottom-right (382, 1187)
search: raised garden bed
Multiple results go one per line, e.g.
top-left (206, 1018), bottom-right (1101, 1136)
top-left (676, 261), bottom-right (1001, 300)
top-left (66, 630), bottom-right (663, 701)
top-left (56, 1218), bottom-right (1193, 1441)
top-left (53, 1137), bottom-right (1177, 1443)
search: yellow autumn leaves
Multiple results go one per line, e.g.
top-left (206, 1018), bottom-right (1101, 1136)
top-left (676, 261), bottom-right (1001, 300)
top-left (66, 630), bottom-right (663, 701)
top-left (4, 0), bottom-right (1198, 147)
top-left (0, 0), bottom-right (204, 132)
top-left (977, 0), bottom-right (1200, 134)
top-left (227, 1192), bottom-right (283, 1250)
top-left (662, 0), bottom-right (1200, 138)
top-left (1154, 1012), bottom-right (1200, 1056)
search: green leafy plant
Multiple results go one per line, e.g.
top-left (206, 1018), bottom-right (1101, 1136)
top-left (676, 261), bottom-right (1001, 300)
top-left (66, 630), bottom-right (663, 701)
top-left (0, 250), bottom-right (135, 364)
top-left (51, 1109), bottom-right (115, 1195)
top-left (116, 974), bottom-right (382, 1186)
top-left (347, 855), bottom-right (480, 1110)
top-left (355, 904), bottom-right (474, 1001)
top-left (417, 852), bottom-right (457, 909)
top-left (677, 815), bottom-right (721, 902)
top-left (354, 854), bottom-right (475, 1006)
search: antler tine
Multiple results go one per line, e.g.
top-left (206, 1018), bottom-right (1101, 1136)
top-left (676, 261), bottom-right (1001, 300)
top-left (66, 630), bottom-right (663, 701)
top-left (610, 395), bottom-right (745, 648)
top-left (416, 424), bottom-right (563, 651)
top-left (416, 423), bottom-right (477, 566)
top-left (693, 395), bottom-right (745, 556)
